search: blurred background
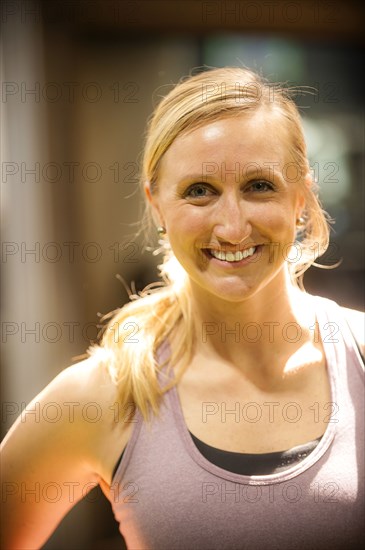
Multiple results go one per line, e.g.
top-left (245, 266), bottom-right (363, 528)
top-left (1, 0), bottom-right (364, 548)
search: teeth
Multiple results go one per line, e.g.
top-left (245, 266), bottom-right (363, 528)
top-left (210, 247), bottom-right (256, 262)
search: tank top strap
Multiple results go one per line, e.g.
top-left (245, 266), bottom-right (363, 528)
top-left (312, 294), bottom-right (364, 374)
top-left (155, 338), bottom-right (175, 388)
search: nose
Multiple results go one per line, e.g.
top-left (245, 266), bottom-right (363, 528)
top-left (213, 193), bottom-right (252, 244)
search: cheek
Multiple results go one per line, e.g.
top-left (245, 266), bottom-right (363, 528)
top-left (254, 202), bottom-right (294, 229)
top-left (254, 206), bottom-right (298, 251)
top-left (167, 210), bottom-right (209, 264)
top-left (167, 207), bottom-right (207, 236)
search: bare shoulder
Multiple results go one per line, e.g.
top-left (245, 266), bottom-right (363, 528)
top-left (1, 353), bottom-right (125, 480)
top-left (53, 352), bottom-right (132, 461)
top-left (49, 351), bottom-right (121, 413)
top-left (340, 306), bottom-right (365, 357)
top-left (37, 352), bottom-right (134, 485)
top-left (4, 351), bottom-right (122, 442)
top-left (0, 351), bottom-right (129, 549)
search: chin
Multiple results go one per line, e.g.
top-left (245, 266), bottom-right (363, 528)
top-left (194, 277), bottom-right (261, 303)
top-left (192, 264), bottom-right (287, 303)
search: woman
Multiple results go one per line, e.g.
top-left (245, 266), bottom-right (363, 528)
top-left (1, 67), bottom-right (364, 549)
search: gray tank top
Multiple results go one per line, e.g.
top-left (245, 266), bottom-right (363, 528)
top-left (110, 296), bottom-right (364, 549)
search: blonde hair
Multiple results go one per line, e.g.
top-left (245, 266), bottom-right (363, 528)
top-left (89, 67), bottom-right (331, 421)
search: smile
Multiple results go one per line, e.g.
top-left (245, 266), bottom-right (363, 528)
top-left (207, 246), bottom-right (257, 263)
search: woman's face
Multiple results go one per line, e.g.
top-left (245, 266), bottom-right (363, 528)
top-left (147, 111), bottom-right (306, 304)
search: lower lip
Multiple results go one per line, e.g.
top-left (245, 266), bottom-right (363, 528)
top-left (203, 246), bottom-right (262, 268)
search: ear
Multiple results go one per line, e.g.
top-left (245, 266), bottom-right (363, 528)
top-left (303, 172), bottom-right (313, 190)
top-left (144, 181), bottom-right (164, 227)
top-left (296, 172), bottom-right (312, 216)
top-left (144, 181), bottom-right (153, 204)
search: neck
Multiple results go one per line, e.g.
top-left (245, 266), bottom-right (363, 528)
top-left (187, 269), bottom-right (319, 380)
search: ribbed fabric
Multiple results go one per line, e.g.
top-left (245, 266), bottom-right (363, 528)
top-left (110, 296), bottom-right (364, 549)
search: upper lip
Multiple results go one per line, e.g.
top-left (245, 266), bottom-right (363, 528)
top-left (203, 244), bottom-right (259, 253)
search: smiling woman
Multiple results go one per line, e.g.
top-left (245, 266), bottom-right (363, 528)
top-left (1, 67), bottom-right (364, 550)
top-left (149, 112), bottom-right (307, 304)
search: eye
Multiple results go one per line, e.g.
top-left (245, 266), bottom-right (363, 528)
top-left (184, 183), bottom-right (215, 198)
top-left (248, 180), bottom-right (275, 192)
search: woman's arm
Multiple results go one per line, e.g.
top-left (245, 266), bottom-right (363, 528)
top-left (0, 356), bottom-right (117, 549)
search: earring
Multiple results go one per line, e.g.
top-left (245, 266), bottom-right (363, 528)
top-left (157, 226), bottom-right (166, 235)
top-left (296, 217), bottom-right (305, 227)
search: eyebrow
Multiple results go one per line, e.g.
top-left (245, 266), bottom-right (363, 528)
top-left (178, 173), bottom-right (217, 183)
top-left (177, 166), bottom-right (284, 184)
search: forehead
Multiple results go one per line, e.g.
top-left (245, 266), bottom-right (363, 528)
top-left (159, 109), bottom-right (292, 178)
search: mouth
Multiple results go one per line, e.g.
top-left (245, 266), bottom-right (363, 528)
top-left (203, 245), bottom-right (260, 265)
